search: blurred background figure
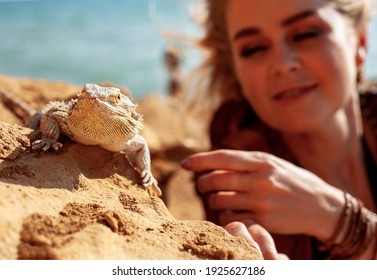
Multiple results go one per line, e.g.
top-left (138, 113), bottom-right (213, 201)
top-left (164, 45), bottom-right (182, 97)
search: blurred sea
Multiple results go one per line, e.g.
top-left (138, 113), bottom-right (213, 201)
top-left (0, 0), bottom-right (376, 98)
top-left (0, 0), bottom-right (200, 97)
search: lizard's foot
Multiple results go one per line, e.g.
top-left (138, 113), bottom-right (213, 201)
top-left (32, 138), bottom-right (63, 152)
top-left (140, 170), bottom-right (162, 197)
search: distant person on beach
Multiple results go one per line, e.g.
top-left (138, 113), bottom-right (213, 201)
top-left (181, 0), bottom-right (377, 259)
top-left (164, 45), bottom-right (182, 97)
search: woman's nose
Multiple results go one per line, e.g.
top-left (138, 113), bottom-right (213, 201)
top-left (269, 43), bottom-right (301, 76)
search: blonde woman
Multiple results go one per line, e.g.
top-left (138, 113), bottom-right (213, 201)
top-left (182, 0), bottom-right (377, 259)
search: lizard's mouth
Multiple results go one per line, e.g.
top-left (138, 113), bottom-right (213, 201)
top-left (96, 98), bottom-right (134, 117)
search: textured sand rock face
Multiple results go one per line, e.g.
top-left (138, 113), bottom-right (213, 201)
top-left (0, 122), bottom-right (261, 260)
top-left (0, 74), bottom-right (206, 221)
top-left (0, 76), bottom-right (262, 260)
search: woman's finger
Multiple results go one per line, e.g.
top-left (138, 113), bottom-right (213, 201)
top-left (181, 150), bottom-right (268, 172)
top-left (208, 191), bottom-right (259, 211)
top-left (241, 220), bottom-right (280, 260)
top-left (197, 170), bottom-right (260, 193)
top-left (224, 221), bottom-right (262, 255)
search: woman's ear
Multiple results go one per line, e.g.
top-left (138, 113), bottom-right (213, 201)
top-left (356, 25), bottom-right (368, 68)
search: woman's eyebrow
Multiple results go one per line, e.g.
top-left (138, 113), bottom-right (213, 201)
top-left (233, 27), bottom-right (260, 41)
top-left (233, 10), bottom-right (316, 41)
top-left (282, 10), bottom-right (316, 26)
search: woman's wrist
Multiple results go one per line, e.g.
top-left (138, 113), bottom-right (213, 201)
top-left (309, 187), bottom-right (346, 242)
top-left (315, 191), bottom-right (377, 259)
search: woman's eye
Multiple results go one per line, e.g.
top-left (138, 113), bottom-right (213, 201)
top-left (293, 29), bottom-right (322, 42)
top-left (240, 45), bottom-right (268, 57)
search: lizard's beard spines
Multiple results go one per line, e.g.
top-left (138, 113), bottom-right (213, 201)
top-left (117, 115), bottom-right (144, 137)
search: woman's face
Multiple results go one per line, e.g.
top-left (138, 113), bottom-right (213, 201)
top-left (226, 0), bottom-right (365, 133)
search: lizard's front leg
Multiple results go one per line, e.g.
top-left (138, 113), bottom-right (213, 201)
top-left (123, 134), bottom-right (162, 196)
top-left (32, 114), bottom-right (63, 152)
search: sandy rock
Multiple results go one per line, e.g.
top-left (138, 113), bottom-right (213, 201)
top-left (0, 75), bottom-right (261, 260)
top-left (0, 75), bottom-right (207, 220)
top-left (0, 121), bottom-right (261, 260)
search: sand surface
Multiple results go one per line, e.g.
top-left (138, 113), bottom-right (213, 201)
top-left (0, 75), bottom-right (261, 260)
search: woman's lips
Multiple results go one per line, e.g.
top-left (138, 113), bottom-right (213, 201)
top-left (273, 83), bottom-right (318, 101)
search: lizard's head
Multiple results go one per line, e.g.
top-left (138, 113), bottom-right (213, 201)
top-left (80, 84), bottom-right (142, 120)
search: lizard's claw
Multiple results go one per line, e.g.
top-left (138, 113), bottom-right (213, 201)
top-left (141, 170), bottom-right (162, 197)
top-left (32, 139), bottom-right (63, 152)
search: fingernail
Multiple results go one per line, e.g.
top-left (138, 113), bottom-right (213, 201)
top-left (180, 158), bottom-right (191, 169)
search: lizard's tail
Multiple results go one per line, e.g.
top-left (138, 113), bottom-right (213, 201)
top-left (0, 87), bottom-right (37, 125)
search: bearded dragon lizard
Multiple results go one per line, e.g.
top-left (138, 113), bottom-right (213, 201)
top-left (0, 84), bottom-right (162, 196)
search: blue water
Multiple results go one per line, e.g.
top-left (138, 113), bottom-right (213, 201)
top-left (0, 0), bottom-right (376, 98)
top-left (0, 0), bottom-right (199, 97)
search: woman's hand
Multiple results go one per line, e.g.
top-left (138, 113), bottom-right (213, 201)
top-left (181, 150), bottom-right (344, 242)
top-left (225, 220), bottom-right (288, 260)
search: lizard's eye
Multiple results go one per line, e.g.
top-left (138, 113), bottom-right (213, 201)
top-left (114, 93), bottom-right (122, 104)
